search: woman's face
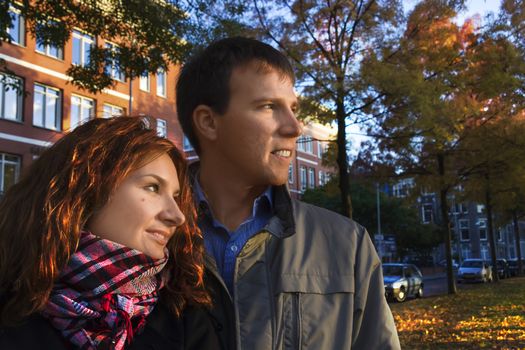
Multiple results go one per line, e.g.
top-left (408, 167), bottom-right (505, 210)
top-left (87, 153), bottom-right (185, 259)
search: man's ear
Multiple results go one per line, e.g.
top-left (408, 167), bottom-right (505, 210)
top-left (192, 105), bottom-right (218, 141)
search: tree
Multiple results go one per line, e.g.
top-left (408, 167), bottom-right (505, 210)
top-left (361, 0), bottom-right (525, 293)
top-left (302, 178), bottom-right (442, 257)
top-left (1, 0), bottom-right (191, 93)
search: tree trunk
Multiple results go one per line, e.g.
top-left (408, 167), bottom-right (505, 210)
top-left (485, 172), bottom-right (499, 282)
top-left (336, 98), bottom-right (352, 218)
top-left (437, 153), bottom-right (456, 294)
top-left (513, 211), bottom-right (523, 276)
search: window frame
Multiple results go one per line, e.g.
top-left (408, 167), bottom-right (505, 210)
top-left (70, 94), bottom-right (94, 130)
top-left (7, 6), bottom-right (25, 46)
top-left (288, 163), bottom-right (294, 184)
top-left (102, 103), bottom-right (124, 118)
top-left (156, 118), bottom-right (167, 138)
top-left (308, 167), bottom-right (315, 189)
top-left (105, 42), bottom-right (125, 82)
top-left (35, 20), bottom-right (63, 59)
top-left (459, 219), bottom-right (470, 241)
top-left (156, 69), bottom-right (167, 97)
top-left (139, 73), bottom-right (150, 92)
top-left (33, 83), bottom-right (62, 130)
top-left (300, 166), bottom-right (307, 191)
top-left (0, 152), bottom-right (21, 195)
top-left (72, 29), bottom-right (94, 66)
top-left (0, 73), bottom-right (23, 122)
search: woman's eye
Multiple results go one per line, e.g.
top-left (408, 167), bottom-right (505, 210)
top-left (144, 184), bottom-right (159, 193)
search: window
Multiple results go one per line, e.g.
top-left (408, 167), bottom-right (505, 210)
top-left (139, 73), bottom-right (150, 92)
top-left (7, 7), bottom-right (24, 46)
top-left (308, 167), bottom-right (315, 188)
top-left (156, 69), bottom-right (166, 97)
top-left (300, 166), bottom-right (307, 191)
top-left (318, 171), bottom-right (323, 186)
top-left (156, 118), bottom-right (167, 138)
top-left (478, 219), bottom-right (487, 240)
top-left (33, 84), bottom-right (61, 130)
top-left (102, 104), bottom-right (123, 118)
top-left (0, 153), bottom-right (21, 195)
top-left (35, 21), bottom-right (63, 59)
top-left (72, 30), bottom-right (94, 66)
top-left (477, 204), bottom-right (485, 214)
top-left (480, 245), bottom-right (489, 260)
top-left (70, 95), bottom-right (94, 129)
top-left (105, 42), bottom-right (125, 81)
top-left (305, 137), bottom-right (313, 154)
top-left (297, 135), bottom-right (305, 152)
top-left (288, 163), bottom-right (294, 184)
top-left (454, 203), bottom-right (468, 213)
top-left (0, 74), bottom-right (23, 121)
top-left (422, 203), bottom-right (433, 223)
top-left (317, 141), bottom-right (323, 158)
top-left (459, 219), bottom-right (470, 241)
top-left (183, 135), bottom-right (193, 151)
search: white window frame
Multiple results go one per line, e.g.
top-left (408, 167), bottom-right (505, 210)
top-left (139, 73), bottom-right (150, 92)
top-left (459, 219), bottom-right (470, 241)
top-left (0, 73), bottom-right (23, 121)
top-left (102, 103), bottom-right (124, 118)
top-left (318, 170), bottom-right (324, 186)
top-left (157, 118), bottom-right (167, 138)
top-left (300, 166), bottom-right (307, 191)
top-left (478, 219), bottom-right (487, 241)
top-left (156, 69), bottom-right (166, 97)
top-left (105, 42), bottom-right (125, 82)
top-left (72, 30), bottom-right (94, 66)
top-left (308, 167), bottom-right (315, 189)
top-left (7, 6), bottom-right (25, 46)
top-left (35, 20), bottom-right (63, 59)
top-left (297, 135), bottom-right (305, 152)
top-left (305, 136), bottom-right (313, 154)
top-left (183, 135), bottom-right (194, 151)
top-left (288, 163), bottom-right (294, 184)
top-left (0, 153), bottom-right (21, 194)
top-left (422, 203), bottom-right (433, 224)
top-left (70, 95), bottom-right (94, 129)
top-left (33, 83), bottom-right (61, 130)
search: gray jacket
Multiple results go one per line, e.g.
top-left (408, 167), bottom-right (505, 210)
top-left (204, 185), bottom-right (401, 350)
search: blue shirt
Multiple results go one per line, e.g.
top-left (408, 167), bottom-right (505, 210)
top-left (194, 180), bottom-right (273, 294)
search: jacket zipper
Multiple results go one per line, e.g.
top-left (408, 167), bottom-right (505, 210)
top-left (292, 292), bottom-right (302, 349)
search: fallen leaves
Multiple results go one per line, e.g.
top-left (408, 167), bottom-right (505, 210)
top-left (390, 277), bottom-right (525, 349)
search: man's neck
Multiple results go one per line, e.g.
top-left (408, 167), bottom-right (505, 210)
top-left (199, 162), bottom-right (267, 232)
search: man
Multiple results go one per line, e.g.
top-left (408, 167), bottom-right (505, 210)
top-left (176, 37), bottom-right (400, 350)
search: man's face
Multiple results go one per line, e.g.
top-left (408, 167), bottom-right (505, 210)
top-left (212, 63), bottom-right (302, 187)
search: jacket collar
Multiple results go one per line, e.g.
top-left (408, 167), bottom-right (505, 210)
top-left (188, 161), bottom-right (296, 239)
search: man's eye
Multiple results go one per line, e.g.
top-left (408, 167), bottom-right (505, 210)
top-left (262, 103), bottom-right (274, 110)
top-left (144, 184), bottom-right (159, 193)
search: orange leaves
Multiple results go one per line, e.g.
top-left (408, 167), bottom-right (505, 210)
top-left (390, 277), bottom-right (525, 349)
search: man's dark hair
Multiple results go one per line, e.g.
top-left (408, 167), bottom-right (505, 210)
top-left (176, 37), bottom-right (295, 154)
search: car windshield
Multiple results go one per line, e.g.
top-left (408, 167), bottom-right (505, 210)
top-left (461, 260), bottom-right (482, 268)
top-left (383, 265), bottom-right (403, 276)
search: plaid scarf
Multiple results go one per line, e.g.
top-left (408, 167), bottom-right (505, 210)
top-left (41, 231), bottom-right (168, 350)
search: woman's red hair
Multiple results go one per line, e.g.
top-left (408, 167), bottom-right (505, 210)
top-left (0, 116), bottom-right (210, 325)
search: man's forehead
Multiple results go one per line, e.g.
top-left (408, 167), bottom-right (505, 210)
top-left (232, 60), bottom-right (294, 84)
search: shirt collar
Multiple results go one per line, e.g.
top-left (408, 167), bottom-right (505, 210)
top-left (193, 177), bottom-right (273, 225)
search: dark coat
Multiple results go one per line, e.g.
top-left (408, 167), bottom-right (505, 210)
top-left (0, 301), bottom-right (221, 350)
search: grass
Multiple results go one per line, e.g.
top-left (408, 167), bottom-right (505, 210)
top-left (390, 277), bottom-right (525, 349)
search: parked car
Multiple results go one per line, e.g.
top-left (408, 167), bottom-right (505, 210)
top-left (383, 263), bottom-right (424, 302)
top-left (508, 258), bottom-right (525, 277)
top-left (457, 259), bottom-right (493, 283)
top-left (496, 259), bottom-right (510, 279)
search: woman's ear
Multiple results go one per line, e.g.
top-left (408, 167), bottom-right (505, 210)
top-left (192, 105), bottom-right (218, 142)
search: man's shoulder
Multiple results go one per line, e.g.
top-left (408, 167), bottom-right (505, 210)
top-left (290, 199), bottom-right (366, 239)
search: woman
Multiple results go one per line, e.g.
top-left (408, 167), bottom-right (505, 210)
top-left (0, 117), bottom-right (220, 349)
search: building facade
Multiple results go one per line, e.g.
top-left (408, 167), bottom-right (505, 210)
top-left (389, 179), bottom-right (525, 263)
top-left (0, 5), bottom-right (184, 195)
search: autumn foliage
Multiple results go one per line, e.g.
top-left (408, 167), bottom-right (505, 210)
top-left (390, 277), bottom-right (525, 349)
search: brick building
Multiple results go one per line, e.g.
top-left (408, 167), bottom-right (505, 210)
top-left (0, 5), bottom-right (184, 194)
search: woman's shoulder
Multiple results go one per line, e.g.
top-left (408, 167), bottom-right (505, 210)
top-left (129, 301), bottom-right (223, 350)
top-left (0, 314), bottom-right (68, 350)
